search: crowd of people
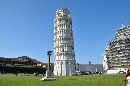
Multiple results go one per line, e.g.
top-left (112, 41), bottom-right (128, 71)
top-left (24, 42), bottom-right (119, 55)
top-left (0, 70), bottom-right (45, 77)
top-left (76, 71), bottom-right (102, 75)
top-left (0, 71), bottom-right (4, 75)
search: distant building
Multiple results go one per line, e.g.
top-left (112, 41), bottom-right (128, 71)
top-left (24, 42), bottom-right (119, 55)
top-left (0, 56), bottom-right (41, 66)
top-left (76, 64), bottom-right (104, 73)
top-left (103, 24), bottom-right (130, 74)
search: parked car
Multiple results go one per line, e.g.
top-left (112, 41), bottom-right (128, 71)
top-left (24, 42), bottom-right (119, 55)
top-left (85, 71), bottom-right (91, 75)
top-left (119, 71), bottom-right (126, 74)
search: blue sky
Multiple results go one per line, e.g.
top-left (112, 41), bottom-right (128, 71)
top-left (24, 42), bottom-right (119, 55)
top-left (0, 0), bottom-right (130, 64)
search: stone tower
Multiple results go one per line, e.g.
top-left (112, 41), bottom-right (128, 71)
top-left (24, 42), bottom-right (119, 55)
top-left (53, 8), bottom-right (76, 76)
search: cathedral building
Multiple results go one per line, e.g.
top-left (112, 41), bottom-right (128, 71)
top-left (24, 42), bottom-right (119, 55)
top-left (103, 24), bottom-right (130, 74)
top-left (53, 8), bottom-right (76, 76)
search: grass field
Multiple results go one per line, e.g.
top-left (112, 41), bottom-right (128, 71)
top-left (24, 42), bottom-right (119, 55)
top-left (0, 74), bottom-right (127, 86)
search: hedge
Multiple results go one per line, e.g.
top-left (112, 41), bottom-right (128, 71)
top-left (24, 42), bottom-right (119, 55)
top-left (0, 66), bottom-right (46, 74)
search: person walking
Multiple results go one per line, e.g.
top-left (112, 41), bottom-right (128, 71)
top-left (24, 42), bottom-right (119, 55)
top-left (124, 69), bottom-right (130, 86)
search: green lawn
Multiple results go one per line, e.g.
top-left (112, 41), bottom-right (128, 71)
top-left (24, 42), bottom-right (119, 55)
top-left (0, 74), bottom-right (126, 86)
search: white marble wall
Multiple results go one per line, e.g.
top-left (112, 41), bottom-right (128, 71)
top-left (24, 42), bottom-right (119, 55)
top-left (54, 8), bottom-right (76, 76)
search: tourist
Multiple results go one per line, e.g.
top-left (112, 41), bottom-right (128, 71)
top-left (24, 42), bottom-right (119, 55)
top-left (3, 71), bottom-right (4, 75)
top-left (37, 72), bottom-right (39, 76)
top-left (34, 72), bottom-right (36, 76)
top-left (99, 71), bottom-right (102, 75)
top-left (34, 72), bottom-right (39, 76)
top-left (15, 73), bottom-right (17, 76)
top-left (124, 69), bottom-right (130, 86)
top-left (23, 72), bottom-right (25, 76)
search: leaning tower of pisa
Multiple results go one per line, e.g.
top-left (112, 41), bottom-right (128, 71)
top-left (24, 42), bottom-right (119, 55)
top-left (53, 8), bottom-right (76, 76)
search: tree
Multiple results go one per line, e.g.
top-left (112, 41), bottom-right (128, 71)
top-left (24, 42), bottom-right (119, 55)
top-left (11, 61), bottom-right (14, 65)
top-left (2, 62), bottom-right (6, 65)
